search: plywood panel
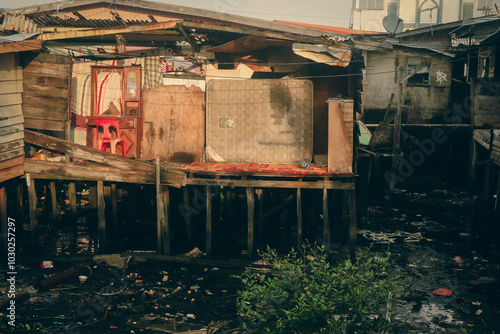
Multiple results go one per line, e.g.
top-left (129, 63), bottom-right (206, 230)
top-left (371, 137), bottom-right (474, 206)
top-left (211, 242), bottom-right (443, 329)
top-left (142, 85), bottom-right (205, 163)
top-left (473, 80), bottom-right (500, 128)
top-left (328, 99), bottom-right (353, 173)
top-left (206, 79), bottom-right (313, 163)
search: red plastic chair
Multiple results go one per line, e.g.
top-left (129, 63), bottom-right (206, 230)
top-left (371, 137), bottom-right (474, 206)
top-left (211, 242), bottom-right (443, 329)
top-left (96, 118), bottom-right (125, 156)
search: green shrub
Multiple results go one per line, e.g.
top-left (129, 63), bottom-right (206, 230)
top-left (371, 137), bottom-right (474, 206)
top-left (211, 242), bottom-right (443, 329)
top-left (237, 244), bottom-right (399, 333)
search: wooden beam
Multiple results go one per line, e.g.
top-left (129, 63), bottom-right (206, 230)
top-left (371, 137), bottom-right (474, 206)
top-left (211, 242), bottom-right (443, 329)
top-left (0, 164), bottom-right (24, 184)
top-left (469, 140), bottom-right (478, 190)
top-left (297, 188), bottom-right (302, 247)
top-left (206, 186), bottom-right (212, 257)
top-left (24, 130), bottom-right (186, 186)
top-left (27, 174), bottom-right (38, 247)
top-left (483, 162), bottom-right (492, 216)
top-left (97, 180), bottom-right (106, 253)
top-left (0, 39), bottom-right (42, 54)
top-left (495, 169), bottom-right (500, 223)
top-left (246, 187), bottom-right (255, 258)
top-left (328, 99), bottom-right (353, 173)
top-left (187, 178), bottom-right (354, 190)
top-left (24, 159), bottom-right (156, 184)
top-left (68, 182), bottom-right (77, 224)
top-left (40, 21), bottom-right (180, 41)
top-left (182, 21), bottom-right (331, 45)
top-left (89, 185), bottom-right (97, 209)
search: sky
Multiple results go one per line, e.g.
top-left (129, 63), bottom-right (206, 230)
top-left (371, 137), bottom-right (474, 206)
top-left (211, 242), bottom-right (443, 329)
top-left (0, 0), bottom-right (354, 28)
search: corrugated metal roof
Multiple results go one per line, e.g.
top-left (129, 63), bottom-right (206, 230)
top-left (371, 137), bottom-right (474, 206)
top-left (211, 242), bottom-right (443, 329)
top-left (0, 32), bottom-right (38, 43)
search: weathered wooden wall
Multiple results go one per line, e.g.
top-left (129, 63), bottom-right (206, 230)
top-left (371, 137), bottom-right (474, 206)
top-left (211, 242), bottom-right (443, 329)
top-left (22, 52), bottom-right (71, 133)
top-left (0, 53), bottom-right (24, 183)
top-left (142, 85), bottom-right (205, 163)
top-left (472, 78), bottom-right (500, 128)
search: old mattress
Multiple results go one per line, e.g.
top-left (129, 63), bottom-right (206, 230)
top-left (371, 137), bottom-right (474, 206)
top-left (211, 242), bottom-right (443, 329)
top-left (206, 79), bottom-right (313, 164)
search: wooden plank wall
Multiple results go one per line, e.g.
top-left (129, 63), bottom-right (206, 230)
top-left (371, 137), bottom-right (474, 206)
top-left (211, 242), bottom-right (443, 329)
top-left (142, 85), bottom-right (205, 163)
top-left (473, 78), bottom-right (500, 128)
top-left (0, 53), bottom-right (25, 183)
top-left (22, 52), bottom-right (71, 132)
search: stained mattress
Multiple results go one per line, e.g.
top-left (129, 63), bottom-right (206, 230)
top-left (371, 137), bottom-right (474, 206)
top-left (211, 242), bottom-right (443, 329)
top-left (206, 79), bottom-right (313, 163)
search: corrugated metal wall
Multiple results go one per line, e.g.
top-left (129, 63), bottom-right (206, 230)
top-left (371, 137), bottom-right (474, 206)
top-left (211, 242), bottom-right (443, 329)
top-left (0, 53), bottom-right (24, 183)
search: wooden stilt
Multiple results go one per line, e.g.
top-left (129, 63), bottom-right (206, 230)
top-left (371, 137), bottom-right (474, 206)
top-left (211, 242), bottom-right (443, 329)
top-left (162, 186), bottom-right (171, 255)
top-left (323, 184), bottom-right (330, 251)
top-left (206, 185), bottom-right (212, 257)
top-left (469, 140), bottom-right (477, 190)
top-left (68, 182), bottom-right (77, 223)
top-left (0, 186), bottom-right (7, 252)
top-left (97, 180), bottom-right (106, 253)
top-left (483, 162), bottom-right (492, 216)
top-left (89, 185), bottom-right (97, 209)
top-left (156, 157), bottom-right (163, 254)
top-left (342, 190), bottom-right (349, 243)
top-left (296, 187), bottom-right (302, 248)
top-left (182, 187), bottom-right (192, 245)
top-left (111, 183), bottom-right (118, 236)
top-left (348, 190), bottom-right (357, 260)
top-left (50, 181), bottom-right (57, 225)
top-left (16, 182), bottom-right (23, 223)
top-left (494, 169), bottom-right (500, 223)
top-left (27, 174), bottom-right (38, 247)
top-left (365, 156), bottom-right (373, 197)
top-left (224, 188), bottom-right (231, 228)
top-left (246, 187), bottom-right (255, 258)
top-left (255, 189), bottom-right (264, 244)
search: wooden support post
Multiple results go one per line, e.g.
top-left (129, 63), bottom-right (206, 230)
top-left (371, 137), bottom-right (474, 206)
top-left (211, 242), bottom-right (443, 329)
top-left (68, 182), bottom-right (77, 223)
top-left (162, 186), bottom-right (171, 255)
top-left (89, 185), bottom-right (97, 209)
top-left (224, 188), bottom-right (232, 228)
top-left (246, 187), bottom-right (255, 258)
top-left (50, 181), bottom-right (57, 225)
top-left (365, 156), bottom-right (373, 197)
top-left (27, 174), bottom-right (38, 247)
top-left (182, 187), bottom-right (192, 245)
top-left (483, 162), bottom-right (492, 216)
top-left (342, 190), bottom-right (349, 243)
top-left (323, 185), bottom-right (330, 252)
top-left (111, 183), bottom-right (118, 236)
top-left (296, 188), bottom-right (302, 248)
top-left (255, 189), bottom-right (264, 244)
top-left (391, 57), bottom-right (406, 190)
top-left (16, 182), bottom-right (23, 223)
top-left (97, 180), bottom-right (106, 253)
top-left (156, 157), bottom-right (163, 254)
top-left (0, 186), bottom-right (7, 252)
top-left (494, 169), bottom-right (500, 223)
top-left (469, 140), bottom-right (478, 190)
top-left (348, 189), bottom-right (357, 260)
top-left (206, 186), bottom-right (212, 257)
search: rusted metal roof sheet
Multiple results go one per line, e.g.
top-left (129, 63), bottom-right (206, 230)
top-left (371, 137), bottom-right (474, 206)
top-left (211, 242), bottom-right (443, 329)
top-left (0, 32), bottom-right (39, 43)
top-left (1, 13), bottom-right (39, 33)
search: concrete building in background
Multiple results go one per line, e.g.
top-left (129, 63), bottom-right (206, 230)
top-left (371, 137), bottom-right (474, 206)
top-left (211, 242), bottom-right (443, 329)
top-left (351, 0), bottom-right (499, 32)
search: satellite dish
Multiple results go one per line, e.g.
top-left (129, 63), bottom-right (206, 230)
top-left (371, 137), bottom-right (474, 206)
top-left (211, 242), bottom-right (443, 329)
top-left (383, 15), bottom-right (404, 35)
top-left (494, 1), bottom-right (500, 16)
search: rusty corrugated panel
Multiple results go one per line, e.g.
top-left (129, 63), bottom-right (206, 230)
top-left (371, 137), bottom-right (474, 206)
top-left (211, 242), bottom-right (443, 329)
top-left (1, 14), bottom-right (39, 34)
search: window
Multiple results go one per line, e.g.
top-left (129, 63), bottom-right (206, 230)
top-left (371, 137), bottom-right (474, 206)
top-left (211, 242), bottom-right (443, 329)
top-left (388, 2), bottom-right (398, 15)
top-left (463, 3), bottom-right (474, 19)
top-left (477, 0), bottom-right (493, 10)
top-left (359, 0), bottom-right (384, 10)
top-left (407, 65), bottom-right (430, 85)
